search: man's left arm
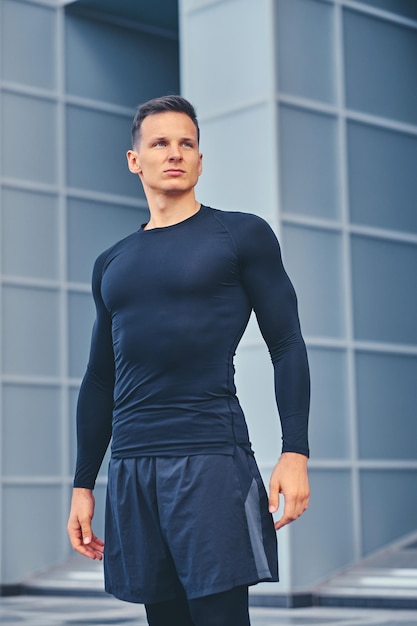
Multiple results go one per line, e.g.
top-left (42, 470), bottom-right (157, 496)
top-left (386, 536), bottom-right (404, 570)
top-left (237, 215), bottom-right (311, 529)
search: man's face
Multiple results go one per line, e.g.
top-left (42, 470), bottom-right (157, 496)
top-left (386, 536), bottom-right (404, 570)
top-left (128, 111), bottom-right (202, 197)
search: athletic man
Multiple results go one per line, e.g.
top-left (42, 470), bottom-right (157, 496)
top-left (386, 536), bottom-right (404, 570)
top-left (67, 95), bottom-right (310, 626)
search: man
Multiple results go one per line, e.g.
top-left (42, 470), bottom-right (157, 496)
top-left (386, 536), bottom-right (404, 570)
top-left (67, 95), bottom-right (310, 626)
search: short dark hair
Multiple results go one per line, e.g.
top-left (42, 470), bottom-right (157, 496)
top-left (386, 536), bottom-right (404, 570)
top-left (131, 95), bottom-right (200, 147)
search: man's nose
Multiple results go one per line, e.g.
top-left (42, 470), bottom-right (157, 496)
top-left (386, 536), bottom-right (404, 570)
top-left (168, 144), bottom-right (182, 160)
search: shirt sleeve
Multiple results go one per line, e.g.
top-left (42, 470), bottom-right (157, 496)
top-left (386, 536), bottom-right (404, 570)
top-left (73, 253), bottom-right (115, 489)
top-left (234, 214), bottom-right (310, 457)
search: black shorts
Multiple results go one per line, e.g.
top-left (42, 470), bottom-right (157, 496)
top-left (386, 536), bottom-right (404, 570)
top-left (104, 447), bottom-right (279, 604)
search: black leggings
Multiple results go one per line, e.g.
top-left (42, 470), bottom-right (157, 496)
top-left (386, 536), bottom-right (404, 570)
top-left (145, 585), bottom-right (250, 626)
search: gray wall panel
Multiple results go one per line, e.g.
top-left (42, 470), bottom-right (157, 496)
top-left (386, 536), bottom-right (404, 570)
top-left (1, 189), bottom-right (59, 279)
top-left (361, 470), bottom-right (417, 555)
top-left (2, 486), bottom-right (64, 584)
top-left (348, 121), bottom-right (417, 234)
top-left (2, 286), bottom-right (60, 377)
top-left (290, 470), bottom-right (355, 588)
top-left (66, 105), bottom-right (139, 197)
top-left (2, 385), bottom-right (61, 476)
top-left (279, 105), bottom-right (340, 220)
top-left (351, 236), bottom-right (417, 344)
top-left (356, 352), bottom-right (417, 460)
top-left (1, 93), bottom-right (57, 184)
top-left (344, 8), bottom-right (417, 125)
top-left (276, 0), bottom-right (335, 103)
top-left (0, 0), bottom-right (180, 586)
top-left (1, 0), bottom-right (56, 89)
top-left (66, 13), bottom-right (179, 107)
top-left (282, 225), bottom-right (345, 339)
top-left (307, 347), bottom-right (350, 460)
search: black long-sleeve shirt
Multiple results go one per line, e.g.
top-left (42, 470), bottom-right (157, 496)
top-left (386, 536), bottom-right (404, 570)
top-left (74, 206), bottom-right (310, 489)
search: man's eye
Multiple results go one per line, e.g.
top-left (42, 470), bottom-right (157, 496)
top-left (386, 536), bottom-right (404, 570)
top-left (154, 141), bottom-right (166, 147)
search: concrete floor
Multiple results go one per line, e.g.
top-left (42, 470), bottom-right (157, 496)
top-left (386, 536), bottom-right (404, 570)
top-left (2, 531), bottom-right (417, 625)
top-left (2, 594), bottom-right (417, 626)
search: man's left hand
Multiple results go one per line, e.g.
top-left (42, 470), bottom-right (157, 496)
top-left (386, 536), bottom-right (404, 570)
top-left (268, 452), bottom-right (310, 530)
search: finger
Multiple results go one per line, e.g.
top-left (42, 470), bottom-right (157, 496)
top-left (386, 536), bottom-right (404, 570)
top-left (68, 533), bottom-right (97, 559)
top-left (67, 522), bottom-right (84, 549)
top-left (80, 520), bottom-right (93, 545)
top-left (269, 496), bottom-right (280, 514)
top-left (70, 533), bottom-right (104, 560)
top-left (268, 483), bottom-right (280, 514)
top-left (68, 523), bottom-right (104, 559)
top-left (274, 498), bottom-right (298, 530)
top-left (274, 510), bottom-right (298, 530)
top-left (89, 535), bottom-right (105, 556)
top-left (76, 544), bottom-right (104, 560)
top-left (274, 494), bottom-right (310, 530)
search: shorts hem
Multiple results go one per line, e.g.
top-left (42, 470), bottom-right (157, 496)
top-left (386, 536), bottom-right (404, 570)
top-left (105, 585), bottom-right (179, 605)
top-left (186, 572), bottom-right (279, 601)
top-left (106, 573), bottom-right (279, 605)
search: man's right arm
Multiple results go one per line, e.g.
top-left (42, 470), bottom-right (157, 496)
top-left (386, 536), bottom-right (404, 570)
top-left (73, 254), bottom-right (115, 489)
top-left (68, 254), bottom-right (115, 557)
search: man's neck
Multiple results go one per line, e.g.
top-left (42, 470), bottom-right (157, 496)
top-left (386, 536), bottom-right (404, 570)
top-left (144, 193), bottom-right (201, 230)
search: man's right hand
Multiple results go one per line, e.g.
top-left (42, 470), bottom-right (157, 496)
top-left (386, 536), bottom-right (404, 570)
top-left (67, 488), bottom-right (104, 560)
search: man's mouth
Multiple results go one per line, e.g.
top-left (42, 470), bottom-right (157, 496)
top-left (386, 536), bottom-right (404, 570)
top-left (165, 169), bottom-right (185, 175)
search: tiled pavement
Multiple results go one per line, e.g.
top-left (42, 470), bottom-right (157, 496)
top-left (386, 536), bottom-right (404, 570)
top-left (2, 594), bottom-right (417, 626)
top-left (2, 531), bottom-right (417, 625)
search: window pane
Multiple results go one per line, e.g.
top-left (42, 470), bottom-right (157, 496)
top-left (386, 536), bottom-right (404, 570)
top-left (69, 0), bottom-right (178, 32)
top-left (1, 93), bottom-right (57, 184)
top-left (344, 9), bottom-right (417, 125)
top-left (67, 197), bottom-right (146, 283)
top-left (351, 236), bottom-right (417, 344)
top-left (279, 105), bottom-right (340, 220)
top-left (1, 0), bottom-right (56, 89)
top-left (282, 225), bottom-right (345, 338)
top-left (291, 470), bottom-right (354, 587)
top-left (66, 105), bottom-right (140, 197)
top-left (2, 486), bottom-right (63, 584)
top-left (1, 188), bottom-right (59, 279)
top-left (2, 286), bottom-right (60, 377)
top-left (356, 352), bottom-right (417, 460)
top-left (65, 13), bottom-right (179, 108)
top-left (3, 385), bottom-right (61, 476)
top-left (348, 121), bottom-right (417, 234)
top-left (356, 0), bottom-right (417, 21)
top-left (308, 348), bottom-right (350, 459)
top-left (276, 0), bottom-right (335, 103)
top-left (361, 470), bottom-right (417, 555)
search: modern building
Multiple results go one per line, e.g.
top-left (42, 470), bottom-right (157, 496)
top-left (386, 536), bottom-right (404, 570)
top-left (1, 0), bottom-right (416, 602)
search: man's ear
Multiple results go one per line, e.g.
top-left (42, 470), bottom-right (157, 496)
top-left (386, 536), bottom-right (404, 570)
top-left (126, 149), bottom-right (142, 174)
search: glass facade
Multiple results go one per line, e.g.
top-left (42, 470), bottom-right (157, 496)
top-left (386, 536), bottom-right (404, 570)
top-left (1, 0), bottom-right (416, 595)
top-left (0, 0), bottom-right (179, 585)
top-left (182, 0), bottom-right (417, 592)
top-left (277, 0), bottom-right (417, 583)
